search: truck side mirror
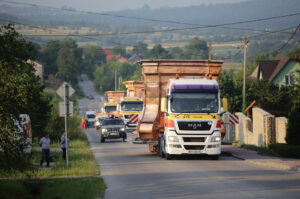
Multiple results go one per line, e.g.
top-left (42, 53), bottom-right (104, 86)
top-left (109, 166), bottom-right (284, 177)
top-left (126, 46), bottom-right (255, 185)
top-left (161, 97), bottom-right (167, 113)
top-left (222, 98), bottom-right (228, 112)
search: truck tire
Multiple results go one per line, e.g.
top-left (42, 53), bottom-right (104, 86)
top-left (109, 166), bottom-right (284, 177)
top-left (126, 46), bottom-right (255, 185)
top-left (211, 155), bottom-right (219, 160)
top-left (158, 136), bottom-right (165, 158)
top-left (100, 137), bottom-right (105, 143)
top-left (165, 153), bottom-right (173, 160)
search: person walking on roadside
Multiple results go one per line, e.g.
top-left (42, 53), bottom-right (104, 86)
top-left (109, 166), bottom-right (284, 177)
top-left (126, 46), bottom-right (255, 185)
top-left (39, 133), bottom-right (51, 167)
top-left (81, 117), bottom-right (86, 129)
top-left (61, 131), bottom-right (69, 160)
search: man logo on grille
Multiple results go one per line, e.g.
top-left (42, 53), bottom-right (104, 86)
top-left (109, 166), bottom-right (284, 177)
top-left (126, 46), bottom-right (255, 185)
top-left (193, 124), bottom-right (197, 129)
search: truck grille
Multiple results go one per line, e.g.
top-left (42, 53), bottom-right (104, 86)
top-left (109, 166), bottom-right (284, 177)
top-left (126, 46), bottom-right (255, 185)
top-left (184, 145), bottom-right (205, 150)
top-left (177, 121), bottom-right (211, 131)
top-left (183, 137), bottom-right (206, 142)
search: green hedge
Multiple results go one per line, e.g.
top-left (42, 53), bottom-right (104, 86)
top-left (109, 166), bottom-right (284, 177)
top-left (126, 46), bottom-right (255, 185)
top-left (269, 143), bottom-right (300, 159)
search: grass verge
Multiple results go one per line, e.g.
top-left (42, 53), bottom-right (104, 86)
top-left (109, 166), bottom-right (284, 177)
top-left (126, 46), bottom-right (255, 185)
top-left (0, 177), bottom-right (105, 199)
top-left (0, 133), bottom-right (106, 198)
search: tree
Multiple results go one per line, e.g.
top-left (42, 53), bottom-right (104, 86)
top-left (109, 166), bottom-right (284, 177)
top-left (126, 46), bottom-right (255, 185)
top-left (218, 71), bottom-right (242, 112)
top-left (149, 44), bottom-right (172, 59)
top-left (94, 64), bottom-right (114, 91)
top-left (286, 70), bottom-right (300, 145)
top-left (57, 39), bottom-right (82, 85)
top-left (287, 47), bottom-right (300, 59)
top-left (82, 46), bottom-right (106, 79)
top-left (132, 41), bottom-right (148, 58)
top-left (0, 25), bottom-right (51, 172)
top-left (112, 45), bottom-right (126, 57)
top-left (184, 37), bottom-right (208, 59)
top-left (40, 40), bottom-right (61, 76)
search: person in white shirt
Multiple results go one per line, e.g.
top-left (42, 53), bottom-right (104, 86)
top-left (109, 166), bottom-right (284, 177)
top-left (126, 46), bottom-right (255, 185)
top-left (39, 133), bottom-right (51, 167)
top-left (61, 131), bottom-right (69, 160)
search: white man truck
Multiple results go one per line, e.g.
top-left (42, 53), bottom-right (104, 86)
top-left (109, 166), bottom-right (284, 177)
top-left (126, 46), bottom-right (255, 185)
top-left (137, 60), bottom-right (224, 160)
top-left (159, 77), bottom-right (222, 159)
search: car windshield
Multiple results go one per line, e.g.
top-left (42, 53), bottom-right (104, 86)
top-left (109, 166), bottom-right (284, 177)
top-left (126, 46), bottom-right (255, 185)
top-left (102, 119), bottom-right (124, 126)
top-left (170, 93), bottom-right (218, 113)
top-left (121, 102), bottom-right (143, 111)
top-left (105, 106), bottom-right (116, 113)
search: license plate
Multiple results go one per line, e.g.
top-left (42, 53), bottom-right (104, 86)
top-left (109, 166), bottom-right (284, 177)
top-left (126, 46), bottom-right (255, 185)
top-left (188, 150), bottom-right (202, 154)
top-left (109, 132), bottom-right (118, 135)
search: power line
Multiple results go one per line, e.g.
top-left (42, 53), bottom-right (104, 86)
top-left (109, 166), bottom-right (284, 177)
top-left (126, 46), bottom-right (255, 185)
top-left (1, 0), bottom-right (300, 35)
top-left (277, 24), bottom-right (300, 51)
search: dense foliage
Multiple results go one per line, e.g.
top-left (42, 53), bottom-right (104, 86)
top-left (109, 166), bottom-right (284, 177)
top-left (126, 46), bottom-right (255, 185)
top-left (0, 25), bottom-right (51, 172)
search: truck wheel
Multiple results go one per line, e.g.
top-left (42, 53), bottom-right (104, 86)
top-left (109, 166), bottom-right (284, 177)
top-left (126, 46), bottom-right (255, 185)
top-left (165, 153), bottom-right (173, 160)
top-left (100, 137), bottom-right (105, 143)
top-left (158, 136), bottom-right (165, 158)
top-left (211, 155), bottom-right (219, 160)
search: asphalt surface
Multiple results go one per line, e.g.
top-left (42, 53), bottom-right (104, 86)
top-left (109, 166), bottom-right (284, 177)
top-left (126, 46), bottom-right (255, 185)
top-left (79, 75), bottom-right (300, 199)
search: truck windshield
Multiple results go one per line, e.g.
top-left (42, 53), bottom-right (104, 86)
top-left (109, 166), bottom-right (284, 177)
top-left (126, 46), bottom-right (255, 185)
top-left (102, 119), bottom-right (124, 126)
top-left (87, 114), bottom-right (95, 119)
top-left (170, 93), bottom-right (218, 113)
top-left (121, 102), bottom-right (143, 111)
top-left (105, 106), bottom-right (116, 113)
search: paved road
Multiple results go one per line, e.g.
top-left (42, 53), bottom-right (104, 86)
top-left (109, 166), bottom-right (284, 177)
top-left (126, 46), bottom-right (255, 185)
top-left (79, 74), bottom-right (104, 115)
top-left (79, 76), bottom-right (300, 199)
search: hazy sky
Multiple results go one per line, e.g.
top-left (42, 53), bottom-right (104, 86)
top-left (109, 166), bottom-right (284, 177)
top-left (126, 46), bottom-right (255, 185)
top-left (12, 0), bottom-right (250, 12)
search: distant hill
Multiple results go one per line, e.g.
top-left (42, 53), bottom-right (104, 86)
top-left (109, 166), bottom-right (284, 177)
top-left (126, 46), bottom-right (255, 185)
top-left (0, 0), bottom-right (299, 29)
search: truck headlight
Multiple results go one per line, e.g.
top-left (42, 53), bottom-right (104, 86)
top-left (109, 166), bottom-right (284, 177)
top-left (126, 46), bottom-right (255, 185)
top-left (210, 136), bottom-right (221, 142)
top-left (168, 136), bottom-right (179, 142)
top-left (120, 128), bottom-right (125, 132)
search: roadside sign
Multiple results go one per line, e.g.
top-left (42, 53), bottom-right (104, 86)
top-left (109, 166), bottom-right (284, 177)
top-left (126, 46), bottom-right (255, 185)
top-left (59, 101), bottom-right (73, 117)
top-left (56, 82), bottom-right (75, 98)
top-left (229, 114), bottom-right (239, 124)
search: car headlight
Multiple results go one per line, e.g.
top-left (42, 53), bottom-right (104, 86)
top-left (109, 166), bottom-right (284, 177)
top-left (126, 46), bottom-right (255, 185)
top-left (96, 121), bottom-right (100, 126)
top-left (120, 128), bottom-right (125, 131)
top-left (210, 136), bottom-right (221, 142)
top-left (168, 136), bottom-right (179, 142)
top-left (102, 129), bottom-right (107, 133)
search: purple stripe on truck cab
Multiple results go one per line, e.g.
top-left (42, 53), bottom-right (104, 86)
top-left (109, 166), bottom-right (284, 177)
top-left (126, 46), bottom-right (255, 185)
top-left (171, 84), bottom-right (219, 93)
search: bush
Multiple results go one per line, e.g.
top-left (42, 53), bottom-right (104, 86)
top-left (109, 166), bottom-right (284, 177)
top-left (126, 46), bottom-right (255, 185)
top-left (269, 143), bottom-right (300, 159)
top-left (285, 101), bottom-right (300, 145)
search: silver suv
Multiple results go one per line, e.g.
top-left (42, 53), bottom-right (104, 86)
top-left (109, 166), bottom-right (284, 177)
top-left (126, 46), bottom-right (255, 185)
top-left (100, 118), bottom-right (126, 143)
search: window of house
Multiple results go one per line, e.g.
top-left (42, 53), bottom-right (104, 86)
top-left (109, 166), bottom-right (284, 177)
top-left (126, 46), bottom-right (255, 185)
top-left (285, 75), bottom-right (294, 86)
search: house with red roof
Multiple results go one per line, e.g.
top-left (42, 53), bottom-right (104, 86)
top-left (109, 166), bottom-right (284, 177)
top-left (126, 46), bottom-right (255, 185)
top-left (103, 48), bottom-right (131, 64)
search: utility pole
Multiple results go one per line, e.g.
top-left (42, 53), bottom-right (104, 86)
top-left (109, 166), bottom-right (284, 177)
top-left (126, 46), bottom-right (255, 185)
top-left (242, 36), bottom-right (248, 111)
top-left (114, 70), bottom-right (117, 91)
top-left (208, 41), bottom-right (212, 60)
top-left (64, 83), bottom-right (69, 167)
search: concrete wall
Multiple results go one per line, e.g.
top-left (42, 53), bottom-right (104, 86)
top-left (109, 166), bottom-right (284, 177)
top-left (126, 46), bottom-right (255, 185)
top-left (276, 117), bottom-right (288, 144)
top-left (224, 108), bottom-right (288, 146)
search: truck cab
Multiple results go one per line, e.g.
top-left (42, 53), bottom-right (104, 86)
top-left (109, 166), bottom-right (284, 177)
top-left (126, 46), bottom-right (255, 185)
top-left (160, 78), bottom-right (222, 159)
top-left (119, 97), bottom-right (143, 130)
top-left (86, 110), bottom-right (96, 128)
top-left (104, 103), bottom-right (118, 114)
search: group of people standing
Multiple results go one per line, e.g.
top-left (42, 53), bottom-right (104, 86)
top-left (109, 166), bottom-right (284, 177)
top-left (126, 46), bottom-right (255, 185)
top-left (39, 131), bottom-right (69, 167)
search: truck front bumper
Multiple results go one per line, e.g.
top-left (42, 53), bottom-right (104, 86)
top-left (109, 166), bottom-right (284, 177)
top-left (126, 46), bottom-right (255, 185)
top-left (164, 130), bottom-right (221, 155)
